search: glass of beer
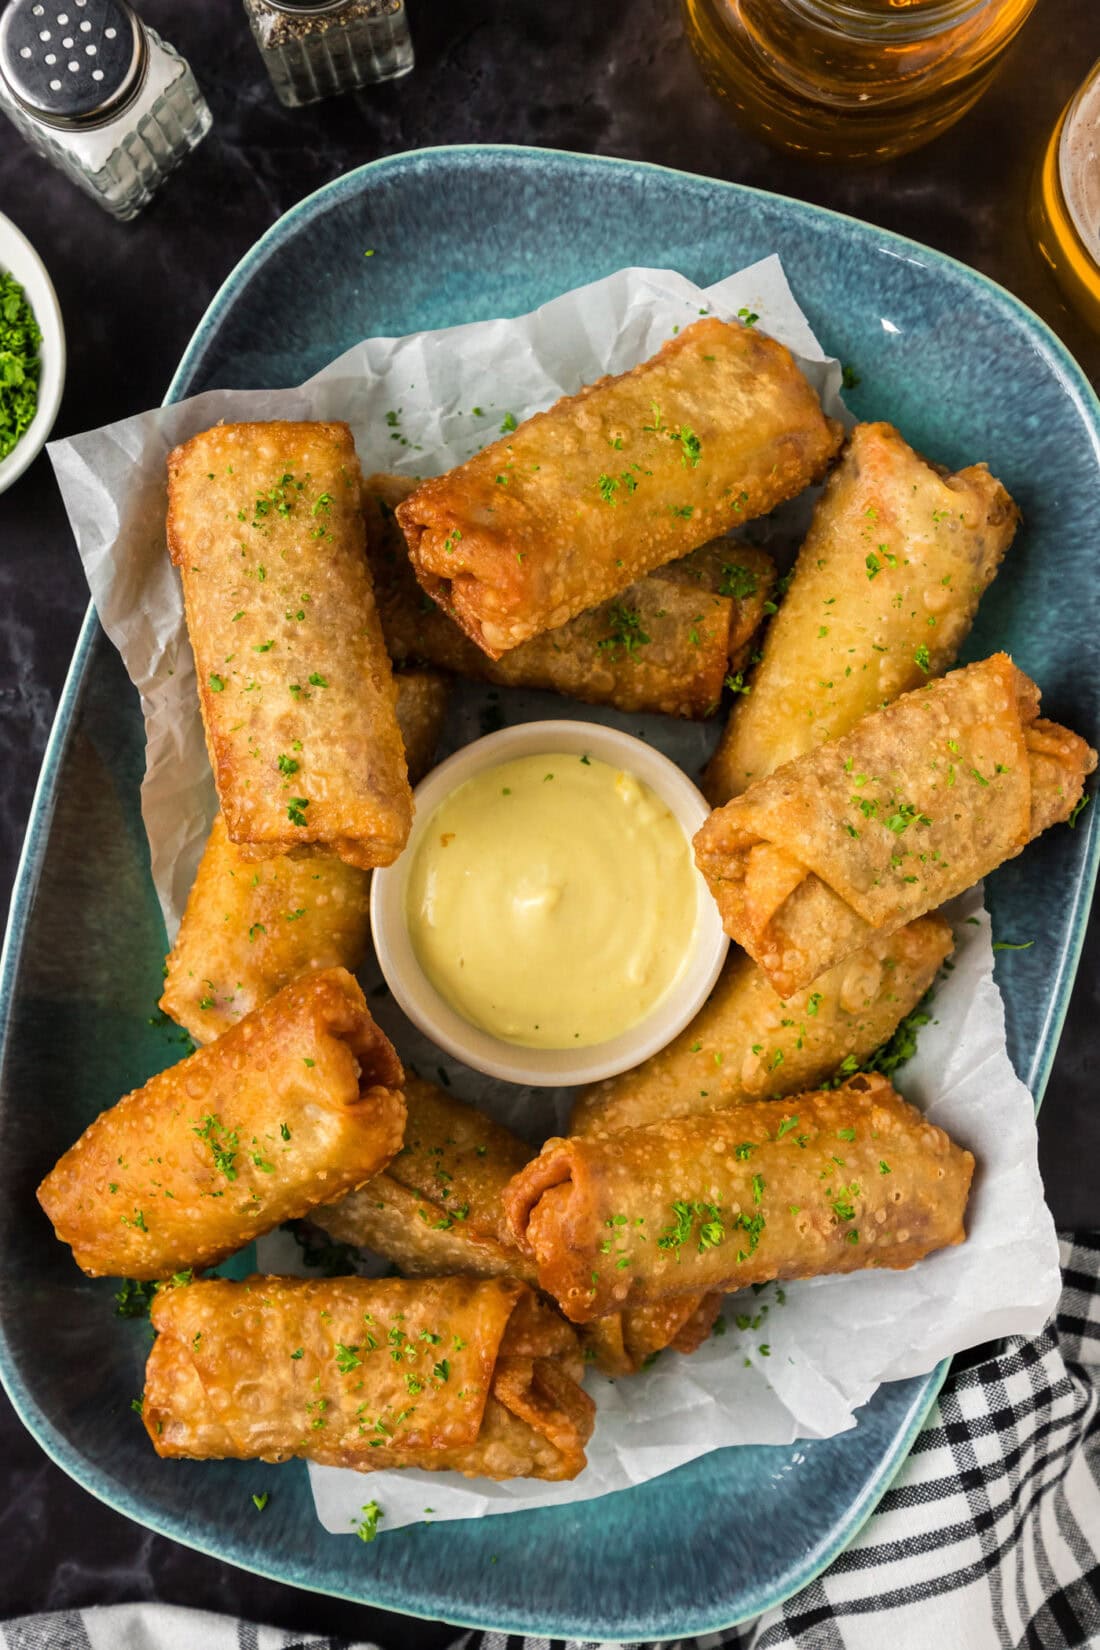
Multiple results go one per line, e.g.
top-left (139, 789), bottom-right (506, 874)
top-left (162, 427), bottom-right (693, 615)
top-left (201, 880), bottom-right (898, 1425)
top-left (1031, 59), bottom-right (1100, 333)
top-left (681, 0), bottom-right (1040, 164)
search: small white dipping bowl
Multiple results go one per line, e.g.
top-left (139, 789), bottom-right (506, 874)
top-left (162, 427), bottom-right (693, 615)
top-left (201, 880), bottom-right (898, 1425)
top-left (0, 210), bottom-right (66, 496)
top-left (371, 718), bottom-right (729, 1087)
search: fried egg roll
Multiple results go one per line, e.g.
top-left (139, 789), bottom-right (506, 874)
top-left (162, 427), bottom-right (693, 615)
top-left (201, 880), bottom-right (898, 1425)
top-left (703, 423), bottom-right (1019, 803)
top-left (571, 916), bottom-right (951, 1137)
top-left (167, 420), bottom-right (412, 869)
top-left (160, 671), bottom-right (449, 1044)
top-left (694, 654), bottom-right (1096, 998)
top-left (579, 1293), bottom-right (725, 1378)
top-left (144, 1275), bottom-right (595, 1481)
top-left (503, 1074), bottom-right (973, 1322)
top-left (313, 1075), bottom-right (536, 1282)
top-left (314, 1077), bottom-right (720, 1379)
top-left (396, 318), bottom-right (842, 658)
top-left (367, 474), bottom-right (774, 719)
top-left (38, 969), bottom-right (405, 1279)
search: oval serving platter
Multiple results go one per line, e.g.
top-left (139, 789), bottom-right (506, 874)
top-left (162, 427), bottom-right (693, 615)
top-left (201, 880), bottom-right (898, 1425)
top-left (2, 147), bottom-right (1099, 1640)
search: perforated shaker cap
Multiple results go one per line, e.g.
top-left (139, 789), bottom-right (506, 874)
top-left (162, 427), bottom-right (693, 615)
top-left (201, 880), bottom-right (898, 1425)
top-left (0, 0), bottom-right (146, 131)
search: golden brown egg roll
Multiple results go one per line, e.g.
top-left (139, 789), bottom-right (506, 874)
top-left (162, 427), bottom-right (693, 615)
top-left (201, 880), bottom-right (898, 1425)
top-left (367, 474), bottom-right (774, 719)
top-left (144, 1275), bottom-right (595, 1481)
top-left (704, 423), bottom-right (1019, 803)
top-left (579, 1293), bottom-right (725, 1377)
top-left (313, 1074), bottom-right (536, 1282)
top-left (159, 670), bottom-right (449, 1044)
top-left (503, 1073), bottom-right (973, 1322)
top-left (396, 318), bottom-right (842, 658)
top-left (571, 915), bottom-right (952, 1137)
top-left (694, 654), bottom-right (1096, 998)
top-left (167, 420), bottom-right (412, 869)
top-left (314, 1077), bottom-right (720, 1379)
top-left (391, 667), bottom-right (450, 785)
top-left (38, 969), bottom-right (405, 1279)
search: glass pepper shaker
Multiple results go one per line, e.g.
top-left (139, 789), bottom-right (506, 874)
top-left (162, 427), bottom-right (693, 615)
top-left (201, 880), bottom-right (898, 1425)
top-left (0, 0), bottom-right (211, 221)
top-left (243, 0), bottom-right (414, 109)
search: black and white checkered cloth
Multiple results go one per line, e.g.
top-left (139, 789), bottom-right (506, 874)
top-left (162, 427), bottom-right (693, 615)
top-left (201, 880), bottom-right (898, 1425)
top-left (5, 1235), bottom-right (1100, 1650)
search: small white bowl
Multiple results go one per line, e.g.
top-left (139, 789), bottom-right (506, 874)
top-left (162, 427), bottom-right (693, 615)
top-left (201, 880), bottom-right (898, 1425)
top-left (371, 719), bottom-right (729, 1087)
top-left (0, 210), bottom-right (66, 496)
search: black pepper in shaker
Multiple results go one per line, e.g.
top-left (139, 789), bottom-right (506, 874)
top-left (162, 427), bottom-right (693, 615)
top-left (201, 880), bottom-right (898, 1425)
top-left (243, 0), bottom-right (413, 108)
top-left (0, 0), bottom-right (211, 220)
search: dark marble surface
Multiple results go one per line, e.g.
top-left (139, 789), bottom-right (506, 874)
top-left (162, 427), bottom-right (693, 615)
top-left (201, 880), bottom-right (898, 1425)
top-left (1, 0), bottom-right (1098, 1635)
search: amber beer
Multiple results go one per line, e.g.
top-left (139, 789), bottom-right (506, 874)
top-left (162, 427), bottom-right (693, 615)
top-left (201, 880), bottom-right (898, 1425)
top-left (1031, 60), bottom-right (1100, 333)
top-left (681, 0), bottom-right (1040, 164)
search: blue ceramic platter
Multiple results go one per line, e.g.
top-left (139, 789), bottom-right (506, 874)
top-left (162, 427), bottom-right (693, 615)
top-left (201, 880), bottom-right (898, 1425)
top-left (2, 147), bottom-right (1099, 1639)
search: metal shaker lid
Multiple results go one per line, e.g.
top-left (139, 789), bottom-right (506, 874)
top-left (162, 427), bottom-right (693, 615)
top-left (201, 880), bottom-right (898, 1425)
top-left (0, 0), bottom-right (145, 130)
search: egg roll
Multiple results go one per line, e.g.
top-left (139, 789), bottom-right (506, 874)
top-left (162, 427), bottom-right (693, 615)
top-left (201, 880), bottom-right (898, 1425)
top-left (694, 654), bottom-right (1096, 998)
top-left (579, 1293), bottom-right (725, 1378)
top-left (367, 474), bottom-right (774, 719)
top-left (143, 1275), bottom-right (595, 1481)
top-left (704, 423), bottom-right (1019, 803)
top-left (571, 915), bottom-right (951, 1137)
top-left (167, 420), bottom-right (412, 869)
top-left (503, 1073), bottom-right (974, 1322)
top-left (160, 671), bottom-right (449, 1044)
top-left (396, 318), bottom-right (842, 658)
top-left (313, 1074), bottom-right (536, 1282)
top-left (38, 969), bottom-right (405, 1279)
top-left (314, 1077), bottom-right (720, 1379)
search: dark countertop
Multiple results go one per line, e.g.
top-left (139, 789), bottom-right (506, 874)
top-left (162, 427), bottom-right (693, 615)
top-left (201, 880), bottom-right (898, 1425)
top-left (1, 0), bottom-right (1098, 1636)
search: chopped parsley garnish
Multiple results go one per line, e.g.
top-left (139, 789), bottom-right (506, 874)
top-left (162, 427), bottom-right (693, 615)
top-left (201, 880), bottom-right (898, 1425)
top-left (335, 1342), bottom-right (362, 1374)
top-left (1069, 794), bottom-right (1091, 828)
top-left (208, 673), bottom-right (225, 693)
top-left (287, 797), bottom-right (310, 827)
top-left (193, 1113), bottom-right (239, 1181)
top-left (499, 412), bottom-right (517, 433)
top-left (597, 603), bottom-right (650, 661)
top-left (114, 1278), bottom-right (157, 1319)
top-left (252, 1492), bottom-right (269, 1512)
top-left (913, 643), bottom-right (932, 673)
top-left (277, 753), bottom-right (299, 775)
top-left (718, 563), bottom-right (759, 600)
top-left (356, 1501), bottom-right (384, 1542)
top-left (0, 271), bottom-right (41, 461)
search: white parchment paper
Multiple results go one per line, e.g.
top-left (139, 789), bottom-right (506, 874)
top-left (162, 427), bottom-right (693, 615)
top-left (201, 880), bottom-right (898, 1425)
top-left (47, 258), bottom-right (1060, 1539)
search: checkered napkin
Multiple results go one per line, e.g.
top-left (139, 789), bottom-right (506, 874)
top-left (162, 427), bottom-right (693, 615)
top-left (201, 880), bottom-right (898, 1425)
top-left (5, 1236), bottom-right (1099, 1650)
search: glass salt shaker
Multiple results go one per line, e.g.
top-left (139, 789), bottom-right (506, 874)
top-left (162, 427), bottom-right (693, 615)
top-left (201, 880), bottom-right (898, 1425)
top-left (0, 0), bottom-right (211, 222)
top-left (243, 0), bottom-right (414, 109)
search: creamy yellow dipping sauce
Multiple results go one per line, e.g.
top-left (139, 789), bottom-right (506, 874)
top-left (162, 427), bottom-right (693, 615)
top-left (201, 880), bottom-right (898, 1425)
top-left (405, 752), bottom-right (698, 1049)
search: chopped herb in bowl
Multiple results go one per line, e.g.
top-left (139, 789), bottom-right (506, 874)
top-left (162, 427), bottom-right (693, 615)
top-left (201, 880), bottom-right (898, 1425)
top-left (0, 270), bottom-right (41, 463)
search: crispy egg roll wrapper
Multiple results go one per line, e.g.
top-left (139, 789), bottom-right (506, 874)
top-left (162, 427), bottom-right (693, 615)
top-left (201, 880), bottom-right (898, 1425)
top-left (579, 1293), bottom-right (725, 1378)
top-left (503, 1074), bottom-right (973, 1322)
top-left (314, 1075), bottom-right (537, 1282)
top-left (160, 671), bottom-right (449, 1044)
top-left (167, 421), bottom-right (412, 869)
top-left (367, 474), bottom-right (774, 719)
top-left (571, 915), bottom-right (952, 1137)
top-left (694, 654), bottom-right (1096, 998)
top-left (144, 1275), bottom-right (594, 1481)
top-left (391, 668), bottom-right (451, 786)
top-left (704, 423), bottom-right (1019, 803)
top-left (396, 318), bottom-right (842, 657)
top-left (315, 1078), bottom-right (719, 1378)
top-left (38, 969), bottom-right (405, 1279)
